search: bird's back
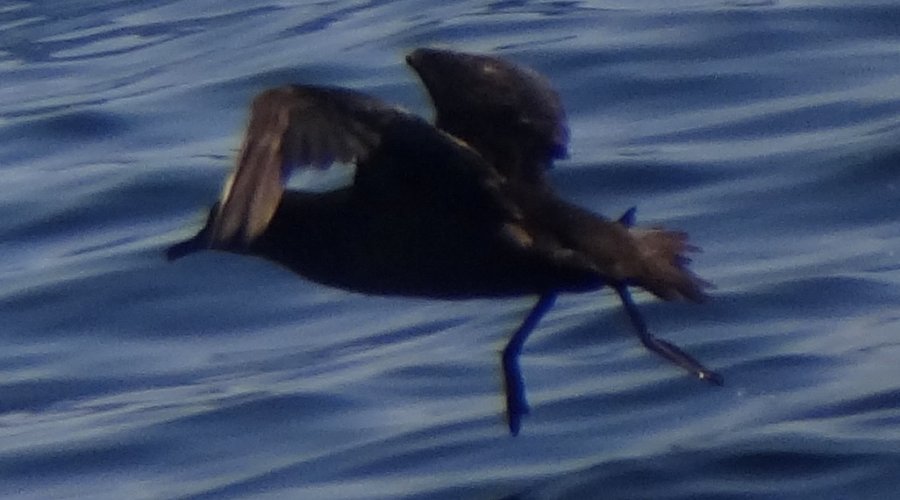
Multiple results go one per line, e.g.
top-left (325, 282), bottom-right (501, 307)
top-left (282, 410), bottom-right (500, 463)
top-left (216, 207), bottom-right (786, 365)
top-left (248, 148), bottom-right (607, 299)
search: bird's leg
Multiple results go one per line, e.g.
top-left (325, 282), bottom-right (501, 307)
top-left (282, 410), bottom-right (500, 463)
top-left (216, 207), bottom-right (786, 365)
top-left (502, 293), bottom-right (557, 436)
top-left (614, 286), bottom-right (723, 385)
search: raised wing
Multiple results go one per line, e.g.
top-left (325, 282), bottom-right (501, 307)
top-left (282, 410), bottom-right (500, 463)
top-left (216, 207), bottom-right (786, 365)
top-left (406, 47), bottom-right (569, 186)
top-left (208, 85), bottom-right (407, 249)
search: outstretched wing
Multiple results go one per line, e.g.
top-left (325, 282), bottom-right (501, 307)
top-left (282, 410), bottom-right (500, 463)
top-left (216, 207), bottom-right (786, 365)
top-left (406, 47), bottom-right (569, 186)
top-left (208, 85), bottom-right (407, 248)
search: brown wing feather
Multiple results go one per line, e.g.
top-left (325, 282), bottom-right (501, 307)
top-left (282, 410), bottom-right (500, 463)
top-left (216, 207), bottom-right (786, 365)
top-left (406, 47), bottom-right (568, 185)
top-left (208, 85), bottom-right (406, 249)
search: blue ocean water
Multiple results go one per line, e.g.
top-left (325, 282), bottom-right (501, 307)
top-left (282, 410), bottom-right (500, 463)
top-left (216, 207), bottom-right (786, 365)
top-left (2, 1), bottom-right (900, 498)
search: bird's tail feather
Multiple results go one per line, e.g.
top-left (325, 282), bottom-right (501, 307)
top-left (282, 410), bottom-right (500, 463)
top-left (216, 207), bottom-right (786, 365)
top-left (628, 227), bottom-right (710, 303)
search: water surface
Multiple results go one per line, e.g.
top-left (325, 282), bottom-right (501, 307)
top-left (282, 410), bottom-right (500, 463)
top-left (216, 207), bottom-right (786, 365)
top-left (2, 1), bottom-right (900, 498)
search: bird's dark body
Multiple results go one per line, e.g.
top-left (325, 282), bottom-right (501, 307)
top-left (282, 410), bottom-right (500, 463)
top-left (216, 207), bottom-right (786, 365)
top-left (236, 112), bottom-right (647, 299)
top-left (252, 188), bottom-right (612, 299)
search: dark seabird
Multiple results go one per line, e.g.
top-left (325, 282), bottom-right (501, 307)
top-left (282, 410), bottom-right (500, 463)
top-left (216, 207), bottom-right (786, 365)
top-left (167, 47), bottom-right (722, 435)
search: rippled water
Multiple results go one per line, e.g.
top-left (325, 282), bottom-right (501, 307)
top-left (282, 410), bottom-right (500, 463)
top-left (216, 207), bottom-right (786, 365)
top-left (2, 1), bottom-right (900, 499)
